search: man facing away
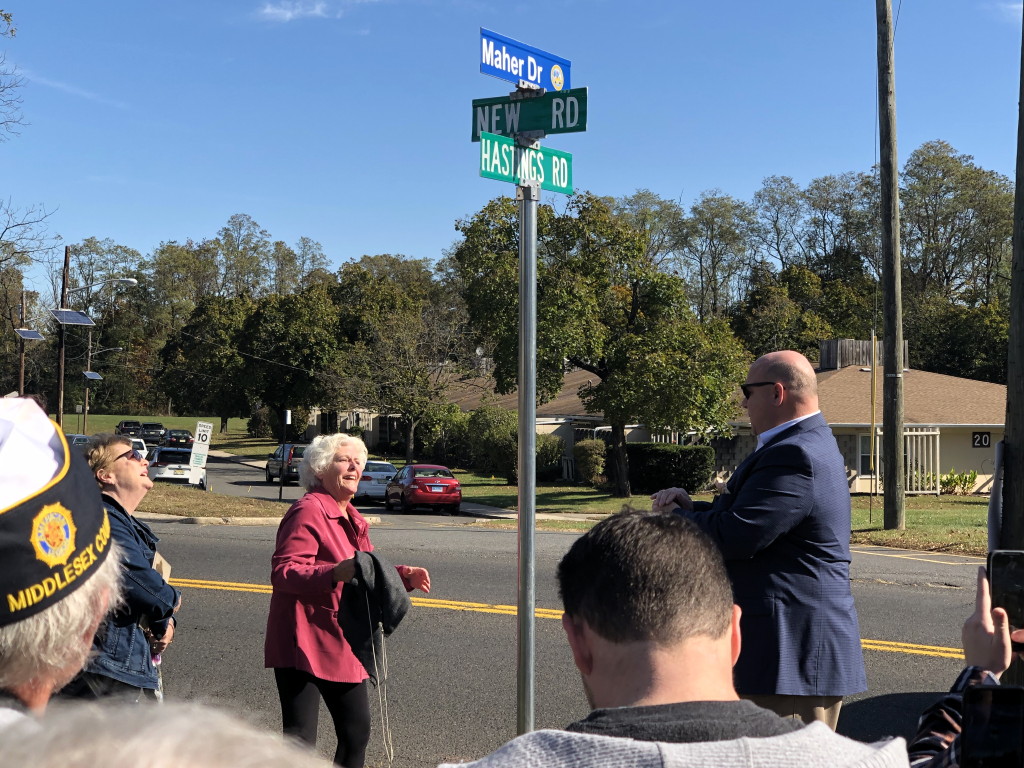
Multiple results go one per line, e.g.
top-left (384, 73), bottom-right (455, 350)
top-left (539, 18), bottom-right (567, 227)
top-left (652, 350), bottom-right (867, 728)
top-left (0, 398), bottom-right (122, 727)
top-left (440, 511), bottom-right (907, 768)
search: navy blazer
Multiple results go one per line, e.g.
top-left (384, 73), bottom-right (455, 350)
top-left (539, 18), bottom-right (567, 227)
top-left (681, 413), bottom-right (867, 697)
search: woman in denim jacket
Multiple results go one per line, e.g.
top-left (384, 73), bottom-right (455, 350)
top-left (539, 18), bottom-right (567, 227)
top-left (60, 434), bottom-right (181, 701)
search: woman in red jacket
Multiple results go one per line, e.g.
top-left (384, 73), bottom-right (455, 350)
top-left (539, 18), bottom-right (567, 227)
top-left (264, 433), bottom-right (430, 768)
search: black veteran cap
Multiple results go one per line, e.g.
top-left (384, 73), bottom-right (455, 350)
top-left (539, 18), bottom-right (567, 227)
top-left (0, 399), bottom-right (112, 627)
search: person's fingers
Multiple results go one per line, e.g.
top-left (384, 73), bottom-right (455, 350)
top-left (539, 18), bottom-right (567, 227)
top-left (976, 566), bottom-right (992, 622)
top-left (993, 606), bottom-right (1010, 636)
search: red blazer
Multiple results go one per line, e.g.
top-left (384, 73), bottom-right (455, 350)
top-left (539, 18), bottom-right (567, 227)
top-left (264, 488), bottom-right (412, 682)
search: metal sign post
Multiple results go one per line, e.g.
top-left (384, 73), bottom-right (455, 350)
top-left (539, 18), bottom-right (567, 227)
top-left (472, 30), bottom-right (582, 735)
top-left (516, 178), bottom-right (539, 735)
top-left (190, 421), bottom-right (214, 489)
top-left (278, 409), bottom-right (291, 502)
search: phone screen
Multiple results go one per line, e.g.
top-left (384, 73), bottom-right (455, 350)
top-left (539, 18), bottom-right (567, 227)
top-left (988, 551), bottom-right (1024, 651)
top-left (963, 686), bottom-right (1024, 768)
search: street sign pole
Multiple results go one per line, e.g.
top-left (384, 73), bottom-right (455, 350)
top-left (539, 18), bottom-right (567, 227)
top-left (516, 178), bottom-right (538, 736)
top-left (474, 30), bottom-right (580, 735)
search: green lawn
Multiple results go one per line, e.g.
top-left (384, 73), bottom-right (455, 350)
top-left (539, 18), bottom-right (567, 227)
top-left (56, 414), bottom-right (258, 451)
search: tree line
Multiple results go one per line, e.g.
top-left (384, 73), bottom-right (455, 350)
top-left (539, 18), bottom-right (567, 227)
top-left (1, 135), bottom-right (1012, 495)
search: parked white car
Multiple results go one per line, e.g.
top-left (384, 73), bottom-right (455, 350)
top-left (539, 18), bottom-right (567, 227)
top-left (146, 446), bottom-right (206, 489)
top-left (356, 460), bottom-right (398, 501)
top-left (131, 438), bottom-right (148, 455)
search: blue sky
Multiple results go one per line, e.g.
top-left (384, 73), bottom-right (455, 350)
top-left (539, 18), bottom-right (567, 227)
top-left (5, 1), bottom-right (1023, 294)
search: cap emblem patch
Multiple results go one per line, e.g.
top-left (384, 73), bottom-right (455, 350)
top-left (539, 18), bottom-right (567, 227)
top-left (31, 503), bottom-right (77, 568)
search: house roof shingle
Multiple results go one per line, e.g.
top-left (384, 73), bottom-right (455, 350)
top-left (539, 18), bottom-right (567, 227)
top-left (448, 366), bottom-right (1007, 428)
top-left (817, 365), bottom-right (1005, 427)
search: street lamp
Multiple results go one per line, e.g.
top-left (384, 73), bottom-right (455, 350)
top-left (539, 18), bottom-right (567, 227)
top-left (81, 336), bottom-right (124, 434)
top-left (50, 243), bottom-right (139, 427)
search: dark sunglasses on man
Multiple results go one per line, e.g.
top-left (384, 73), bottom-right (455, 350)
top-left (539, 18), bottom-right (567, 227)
top-left (740, 381), bottom-right (776, 399)
top-left (117, 448), bottom-right (146, 463)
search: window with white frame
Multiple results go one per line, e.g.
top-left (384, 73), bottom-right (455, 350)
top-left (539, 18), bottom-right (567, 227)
top-left (859, 434), bottom-right (880, 477)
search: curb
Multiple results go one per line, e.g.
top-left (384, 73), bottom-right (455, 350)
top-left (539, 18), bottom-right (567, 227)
top-left (169, 515), bottom-right (384, 526)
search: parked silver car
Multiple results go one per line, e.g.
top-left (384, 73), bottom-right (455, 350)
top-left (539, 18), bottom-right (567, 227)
top-left (356, 460), bottom-right (398, 501)
top-left (146, 446), bottom-right (205, 489)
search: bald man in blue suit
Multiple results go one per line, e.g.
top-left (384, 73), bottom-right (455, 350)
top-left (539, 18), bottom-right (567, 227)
top-left (652, 350), bottom-right (866, 730)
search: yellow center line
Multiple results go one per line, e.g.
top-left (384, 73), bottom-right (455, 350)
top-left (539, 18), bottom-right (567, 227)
top-left (169, 577), bottom-right (963, 658)
top-left (850, 547), bottom-right (982, 566)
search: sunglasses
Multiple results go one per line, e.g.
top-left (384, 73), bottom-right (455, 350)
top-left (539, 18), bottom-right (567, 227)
top-left (116, 448), bottom-right (146, 463)
top-left (740, 381), bottom-right (777, 399)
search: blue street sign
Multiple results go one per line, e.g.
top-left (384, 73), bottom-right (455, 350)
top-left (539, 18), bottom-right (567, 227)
top-left (480, 28), bottom-right (571, 92)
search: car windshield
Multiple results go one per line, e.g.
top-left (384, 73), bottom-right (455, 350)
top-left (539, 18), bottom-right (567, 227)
top-left (291, 446), bottom-right (305, 459)
top-left (365, 462), bottom-right (396, 473)
top-left (143, 423), bottom-right (162, 429)
top-left (170, 431), bottom-right (189, 436)
top-left (158, 450), bottom-right (190, 463)
top-left (416, 468), bottom-right (454, 478)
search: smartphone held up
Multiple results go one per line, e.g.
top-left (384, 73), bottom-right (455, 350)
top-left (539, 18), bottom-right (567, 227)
top-left (988, 550), bottom-right (1024, 653)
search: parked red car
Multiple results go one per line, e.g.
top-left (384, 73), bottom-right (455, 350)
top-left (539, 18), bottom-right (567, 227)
top-left (384, 464), bottom-right (462, 515)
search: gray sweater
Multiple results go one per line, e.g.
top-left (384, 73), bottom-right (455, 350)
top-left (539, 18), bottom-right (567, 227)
top-left (439, 723), bottom-right (910, 768)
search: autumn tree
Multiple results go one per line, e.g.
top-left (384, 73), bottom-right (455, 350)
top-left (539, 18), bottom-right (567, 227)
top-left (900, 140), bottom-right (1013, 301)
top-left (159, 296), bottom-right (254, 431)
top-left (0, 8), bottom-right (22, 141)
top-left (449, 193), bottom-right (749, 497)
top-left (674, 191), bottom-right (754, 321)
top-left (333, 256), bottom-right (474, 463)
top-left (147, 239), bottom-right (220, 332)
top-left (239, 286), bottom-right (344, 429)
top-left (217, 213), bottom-right (272, 297)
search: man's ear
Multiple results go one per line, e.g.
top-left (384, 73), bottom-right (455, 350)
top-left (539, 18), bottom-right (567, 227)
top-left (730, 604), bottom-right (742, 666)
top-left (561, 613), bottom-right (594, 676)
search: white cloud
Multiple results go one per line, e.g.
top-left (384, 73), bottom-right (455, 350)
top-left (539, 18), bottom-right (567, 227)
top-left (995, 2), bottom-right (1023, 21)
top-left (22, 70), bottom-right (129, 110)
top-left (257, 1), bottom-right (333, 21)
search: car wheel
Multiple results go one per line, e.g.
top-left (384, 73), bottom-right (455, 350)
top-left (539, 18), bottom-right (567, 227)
top-left (266, 467), bottom-right (274, 483)
top-left (451, 504), bottom-right (460, 516)
top-left (384, 494), bottom-right (393, 511)
top-left (400, 494), bottom-right (412, 514)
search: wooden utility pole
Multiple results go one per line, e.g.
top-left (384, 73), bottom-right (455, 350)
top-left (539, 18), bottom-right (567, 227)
top-left (1001, 11), bottom-right (1024, 549)
top-left (55, 246), bottom-right (70, 427)
top-left (876, 0), bottom-right (905, 529)
top-left (18, 290), bottom-right (26, 395)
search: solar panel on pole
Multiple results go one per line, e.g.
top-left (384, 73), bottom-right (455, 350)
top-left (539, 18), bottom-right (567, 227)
top-left (49, 309), bottom-right (95, 326)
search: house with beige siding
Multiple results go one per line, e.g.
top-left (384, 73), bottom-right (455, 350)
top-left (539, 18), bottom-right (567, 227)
top-left (444, 339), bottom-right (1006, 494)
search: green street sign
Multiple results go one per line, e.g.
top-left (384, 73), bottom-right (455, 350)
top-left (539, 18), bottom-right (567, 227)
top-left (472, 87), bottom-right (587, 142)
top-left (479, 131), bottom-right (573, 195)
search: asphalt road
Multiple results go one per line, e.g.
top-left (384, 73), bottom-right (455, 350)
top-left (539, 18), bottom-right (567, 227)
top-left (144, 458), bottom-right (983, 767)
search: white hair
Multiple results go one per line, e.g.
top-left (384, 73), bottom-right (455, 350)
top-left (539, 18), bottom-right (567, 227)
top-left (4, 701), bottom-right (333, 768)
top-left (298, 433), bottom-right (368, 492)
top-left (0, 540), bottom-right (123, 690)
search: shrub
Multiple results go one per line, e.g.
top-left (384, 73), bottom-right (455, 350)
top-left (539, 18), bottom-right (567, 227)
top-left (941, 467), bottom-right (979, 495)
top-left (417, 404), bottom-right (472, 467)
top-left (621, 443), bottom-right (716, 495)
top-left (468, 406), bottom-right (519, 483)
top-left (574, 439), bottom-right (607, 486)
top-left (466, 407), bottom-right (568, 484)
top-left (247, 407), bottom-right (274, 439)
top-left (536, 433), bottom-right (565, 481)
top-left (249, 406), bottom-right (313, 442)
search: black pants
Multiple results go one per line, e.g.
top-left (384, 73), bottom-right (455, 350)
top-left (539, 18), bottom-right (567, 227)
top-left (274, 668), bottom-right (370, 768)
